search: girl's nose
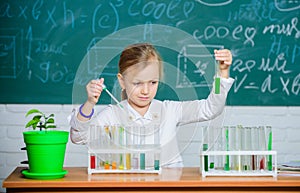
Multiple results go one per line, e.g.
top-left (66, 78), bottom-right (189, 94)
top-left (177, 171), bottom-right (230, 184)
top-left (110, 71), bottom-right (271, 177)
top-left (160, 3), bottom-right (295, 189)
top-left (141, 83), bottom-right (149, 95)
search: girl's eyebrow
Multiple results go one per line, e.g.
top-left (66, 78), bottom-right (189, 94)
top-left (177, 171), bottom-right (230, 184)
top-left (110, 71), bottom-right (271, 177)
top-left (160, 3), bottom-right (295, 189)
top-left (133, 78), bottom-right (159, 82)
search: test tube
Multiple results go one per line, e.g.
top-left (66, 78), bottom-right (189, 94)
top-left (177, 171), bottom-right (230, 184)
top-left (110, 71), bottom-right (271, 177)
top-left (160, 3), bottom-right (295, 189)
top-left (111, 125), bottom-right (116, 147)
top-left (97, 125), bottom-right (103, 148)
top-left (236, 125), bottom-right (243, 171)
top-left (132, 126), bottom-right (139, 169)
top-left (215, 60), bottom-right (220, 94)
top-left (140, 126), bottom-right (146, 170)
top-left (104, 125), bottom-right (111, 169)
top-left (140, 153), bottom-right (146, 170)
top-left (132, 154), bottom-right (139, 169)
top-left (265, 126), bottom-right (273, 171)
top-left (202, 126), bottom-right (209, 172)
top-left (90, 154), bottom-right (96, 169)
top-left (97, 125), bottom-right (105, 169)
top-left (224, 126), bottom-right (230, 171)
top-left (214, 126), bottom-right (224, 169)
top-left (111, 159), bottom-right (117, 170)
top-left (251, 126), bottom-right (259, 170)
top-left (154, 124), bottom-right (160, 170)
top-left (241, 127), bottom-right (251, 171)
top-left (125, 126), bottom-right (132, 170)
top-left (208, 126), bottom-right (215, 170)
top-left (118, 126), bottom-right (125, 170)
top-left (89, 124), bottom-right (96, 148)
top-left (203, 144), bottom-right (209, 171)
top-left (258, 126), bottom-right (267, 170)
top-left (126, 153), bottom-right (131, 170)
top-left (229, 126), bottom-right (237, 170)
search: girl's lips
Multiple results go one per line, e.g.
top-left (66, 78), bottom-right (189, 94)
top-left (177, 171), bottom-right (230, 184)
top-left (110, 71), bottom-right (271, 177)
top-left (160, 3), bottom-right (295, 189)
top-left (139, 96), bottom-right (149, 100)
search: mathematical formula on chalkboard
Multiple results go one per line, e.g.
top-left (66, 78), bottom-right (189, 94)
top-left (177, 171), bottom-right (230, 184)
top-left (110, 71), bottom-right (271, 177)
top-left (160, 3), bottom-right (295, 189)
top-left (0, 0), bottom-right (299, 105)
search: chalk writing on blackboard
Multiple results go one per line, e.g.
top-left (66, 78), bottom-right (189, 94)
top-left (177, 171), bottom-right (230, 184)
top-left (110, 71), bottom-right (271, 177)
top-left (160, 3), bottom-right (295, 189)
top-left (0, 0), bottom-right (299, 105)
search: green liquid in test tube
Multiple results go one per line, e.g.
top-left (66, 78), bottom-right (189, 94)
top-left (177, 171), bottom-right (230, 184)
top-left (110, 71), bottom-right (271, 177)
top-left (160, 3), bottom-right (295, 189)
top-left (215, 77), bottom-right (220, 94)
top-left (154, 160), bottom-right (160, 170)
top-left (224, 127), bottom-right (230, 171)
top-left (215, 60), bottom-right (220, 94)
top-left (203, 144), bottom-right (208, 171)
top-left (266, 126), bottom-right (273, 171)
top-left (140, 153), bottom-right (145, 170)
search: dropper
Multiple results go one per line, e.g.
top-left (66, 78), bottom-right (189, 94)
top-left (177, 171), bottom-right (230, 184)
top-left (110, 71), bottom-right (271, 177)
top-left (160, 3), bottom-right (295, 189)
top-left (102, 84), bottom-right (124, 109)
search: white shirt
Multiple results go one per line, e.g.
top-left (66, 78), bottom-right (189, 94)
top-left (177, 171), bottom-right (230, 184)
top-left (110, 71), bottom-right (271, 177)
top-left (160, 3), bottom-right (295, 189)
top-left (69, 77), bottom-right (234, 167)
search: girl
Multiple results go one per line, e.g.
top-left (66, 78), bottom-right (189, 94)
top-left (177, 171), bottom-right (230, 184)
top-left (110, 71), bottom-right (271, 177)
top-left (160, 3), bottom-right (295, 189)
top-left (69, 43), bottom-right (234, 167)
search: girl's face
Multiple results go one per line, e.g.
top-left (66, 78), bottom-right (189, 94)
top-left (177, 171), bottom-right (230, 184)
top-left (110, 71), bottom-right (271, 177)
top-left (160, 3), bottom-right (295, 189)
top-left (118, 59), bottom-right (160, 115)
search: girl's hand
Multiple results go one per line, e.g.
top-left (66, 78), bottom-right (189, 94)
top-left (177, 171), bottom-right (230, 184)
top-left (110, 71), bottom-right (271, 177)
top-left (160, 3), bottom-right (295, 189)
top-left (214, 49), bottom-right (232, 78)
top-left (86, 78), bottom-right (105, 105)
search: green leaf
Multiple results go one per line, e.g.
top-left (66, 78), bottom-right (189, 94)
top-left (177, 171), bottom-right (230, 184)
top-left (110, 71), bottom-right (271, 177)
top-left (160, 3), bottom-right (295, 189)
top-left (25, 119), bottom-right (39, 129)
top-left (46, 118), bottom-right (55, 124)
top-left (25, 109), bottom-right (43, 117)
top-left (48, 113), bottom-right (55, 118)
top-left (32, 115), bottom-right (42, 121)
top-left (46, 125), bottom-right (57, 129)
top-left (25, 109), bottom-right (56, 130)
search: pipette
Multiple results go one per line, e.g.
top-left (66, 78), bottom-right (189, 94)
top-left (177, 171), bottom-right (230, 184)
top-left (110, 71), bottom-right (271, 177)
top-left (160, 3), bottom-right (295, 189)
top-left (102, 84), bottom-right (124, 109)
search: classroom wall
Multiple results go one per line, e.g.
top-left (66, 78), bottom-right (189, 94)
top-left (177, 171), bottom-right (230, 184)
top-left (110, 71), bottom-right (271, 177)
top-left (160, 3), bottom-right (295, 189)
top-left (1, 104), bottom-right (300, 192)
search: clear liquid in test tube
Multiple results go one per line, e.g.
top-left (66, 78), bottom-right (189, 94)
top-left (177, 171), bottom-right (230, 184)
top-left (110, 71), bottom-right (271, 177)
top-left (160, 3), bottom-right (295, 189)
top-left (132, 126), bottom-right (139, 169)
top-left (236, 125), bottom-right (243, 171)
top-left (229, 126), bottom-right (237, 170)
top-left (241, 127), bottom-right (251, 171)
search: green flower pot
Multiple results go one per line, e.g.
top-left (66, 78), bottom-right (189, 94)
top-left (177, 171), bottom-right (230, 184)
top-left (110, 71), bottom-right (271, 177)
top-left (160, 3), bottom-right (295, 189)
top-left (22, 130), bottom-right (69, 179)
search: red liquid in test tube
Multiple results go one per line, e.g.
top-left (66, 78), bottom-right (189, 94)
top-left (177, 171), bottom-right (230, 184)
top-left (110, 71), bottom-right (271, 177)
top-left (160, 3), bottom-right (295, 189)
top-left (90, 155), bottom-right (96, 169)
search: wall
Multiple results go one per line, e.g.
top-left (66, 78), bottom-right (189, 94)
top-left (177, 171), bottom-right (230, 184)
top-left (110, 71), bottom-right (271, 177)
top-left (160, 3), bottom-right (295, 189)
top-left (1, 104), bottom-right (300, 192)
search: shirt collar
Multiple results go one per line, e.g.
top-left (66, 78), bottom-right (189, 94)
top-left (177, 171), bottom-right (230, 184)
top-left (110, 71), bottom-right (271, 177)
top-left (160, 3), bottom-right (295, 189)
top-left (126, 101), bottom-right (153, 122)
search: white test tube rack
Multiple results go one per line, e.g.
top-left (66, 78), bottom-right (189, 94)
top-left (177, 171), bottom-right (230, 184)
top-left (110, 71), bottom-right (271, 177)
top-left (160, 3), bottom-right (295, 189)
top-left (200, 125), bottom-right (277, 177)
top-left (88, 147), bottom-right (161, 174)
top-left (88, 125), bottom-right (161, 174)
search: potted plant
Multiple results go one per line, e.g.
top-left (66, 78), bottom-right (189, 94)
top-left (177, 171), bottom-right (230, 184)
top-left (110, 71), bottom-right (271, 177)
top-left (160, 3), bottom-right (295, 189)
top-left (22, 109), bottom-right (69, 179)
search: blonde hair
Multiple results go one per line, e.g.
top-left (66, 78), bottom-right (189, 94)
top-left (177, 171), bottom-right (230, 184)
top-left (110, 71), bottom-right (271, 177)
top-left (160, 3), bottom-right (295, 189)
top-left (118, 43), bottom-right (163, 100)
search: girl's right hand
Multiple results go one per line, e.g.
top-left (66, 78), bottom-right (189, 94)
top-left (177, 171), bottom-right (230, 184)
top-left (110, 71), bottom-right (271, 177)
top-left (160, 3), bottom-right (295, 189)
top-left (86, 78), bottom-right (104, 105)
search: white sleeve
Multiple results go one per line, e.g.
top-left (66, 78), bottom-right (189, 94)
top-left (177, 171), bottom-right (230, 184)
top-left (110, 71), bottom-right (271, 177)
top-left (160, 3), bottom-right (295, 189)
top-left (68, 105), bottom-right (115, 145)
top-left (179, 77), bottom-right (234, 124)
top-left (68, 107), bottom-right (93, 145)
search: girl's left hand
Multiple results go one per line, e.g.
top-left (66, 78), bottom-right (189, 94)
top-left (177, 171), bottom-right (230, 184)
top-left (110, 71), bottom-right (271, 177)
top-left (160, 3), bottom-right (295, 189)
top-left (214, 49), bottom-right (232, 78)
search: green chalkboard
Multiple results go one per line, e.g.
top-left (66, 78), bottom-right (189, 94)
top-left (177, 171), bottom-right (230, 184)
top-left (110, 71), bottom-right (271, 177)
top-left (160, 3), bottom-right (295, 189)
top-left (0, 0), bottom-right (299, 105)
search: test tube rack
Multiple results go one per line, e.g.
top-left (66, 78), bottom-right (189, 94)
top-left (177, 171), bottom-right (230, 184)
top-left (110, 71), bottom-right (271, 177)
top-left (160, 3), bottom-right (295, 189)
top-left (88, 146), bottom-right (161, 174)
top-left (200, 125), bottom-right (277, 177)
top-left (88, 125), bottom-right (161, 174)
top-left (200, 150), bottom-right (277, 177)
